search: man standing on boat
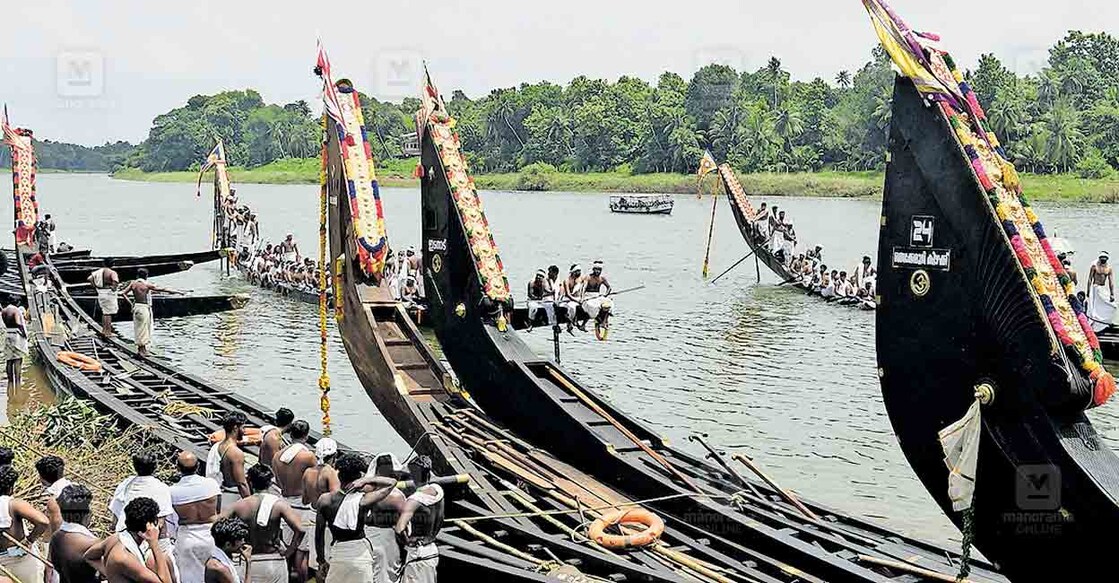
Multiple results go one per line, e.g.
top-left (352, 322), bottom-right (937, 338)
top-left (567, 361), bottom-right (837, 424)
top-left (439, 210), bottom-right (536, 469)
top-left (580, 261), bottom-right (612, 329)
top-left (270, 421), bottom-right (316, 582)
top-left (2, 300), bottom-right (28, 395)
top-left (1087, 251), bottom-right (1116, 330)
top-left (259, 408), bottom-right (295, 471)
top-left (208, 413), bottom-right (251, 509)
top-left (280, 234), bottom-right (300, 265)
top-left (88, 259), bottom-right (120, 336)
top-left (752, 203), bottom-right (771, 236)
top-left (0, 465), bottom-right (50, 583)
top-left (170, 451), bottom-right (220, 583)
top-left (313, 454), bottom-right (398, 583)
top-left (853, 256), bottom-right (876, 290)
top-left (48, 484), bottom-right (99, 583)
top-left (556, 265), bottom-right (585, 333)
top-left (122, 268), bottom-right (184, 357)
top-left (526, 270), bottom-right (557, 328)
top-left (220, 465), bottom-right (304, 583)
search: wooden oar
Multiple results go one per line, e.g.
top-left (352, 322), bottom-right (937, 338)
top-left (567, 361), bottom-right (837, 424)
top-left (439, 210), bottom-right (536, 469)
top-left (606, 284), bottom-right (645, 297)
top-left (687, 434), bottom-right (762, 499)
top-left (731, 453), bottom-right (819, 521)
top-left (1, 532), bottom-right (54, 570)
top-left (701, 189), bottom-right (719, 278)
top-left (710, 251), bottom-right (756, 285)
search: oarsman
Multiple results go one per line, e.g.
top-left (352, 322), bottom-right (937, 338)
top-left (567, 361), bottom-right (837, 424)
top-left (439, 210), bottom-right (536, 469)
top-left (35, 218), bottom-right (51, 256)
top-left (170, 451), bottom-right (220, 583)
top-left (35, 455), bottom-right (70, 533)
top-left (401, 277), bottom-right (422, 310)
top-left (526, 270), bottom-right (556, 328)
top-left (208, 413), bottom-right (251, 510)
top-left (394, 479), bottom-right (445, 583)
top-left (406, 247), bottom-right (424, 296)
top-left (205, 517), bottom-right (249, 583)
top-left (122, 268), bottom-right (184, 357)
top-left (280, 235), bottom-right (299, 264)
top-left (789, 254), bottom-right (805, 275)
top-left (780, 222), bottom-right (797, 263)
top-left (752, 203), bottom-right (771, 236)
top-left (853, 256), bottom-right (876, 289)
top-left (0, 465), bottom-right (50, 583)
top-left (313, 454), bottom-right (398, 583)
top-left (88, 259), bottom-right (120, 336)
top-left (767, 206), bottom-right (781, 238)
top-left (556, 265), bottom-right (584, 333)
top-left (365, 453), bottom-right (408, 582)
top-left (820, 268), bottom-right (836, 298)
top-left (1062, 255), bottom-right (1078, 286)
top-left (545, 265), bottom-right (559, 297)
top-left (580, 261), bottom-right (613, 329)
top-left (57, 242), bottom-right (74, 254)
top-left (856, 281), bottom-right (874, 304)
top-left (108, 451), bottom-right (178, 582)
top-left (84, 497), bottom-right (174, 583)
top-left (271, 421), bottom-right (316, 582)
top-left (806, 244), bottom-right (823, 265)
top-left (48, 484), bottom-right (99, 583)
top-left (301, 438), bottom-right (339, 569)
top-left (2, 300), bottom-right (27, 394)
top-left (220, 465), bottom-right (305, 583)
top-left (259, 409), bottom-right (295, 472)
top-left (44, 214), bottom-right (56, 253)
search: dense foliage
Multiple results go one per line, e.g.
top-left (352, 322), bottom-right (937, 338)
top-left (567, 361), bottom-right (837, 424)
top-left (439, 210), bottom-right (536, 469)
top-left (0, 139), bottom-right (133, 171)
top-left (11, 31), bottom-right (1119, 178)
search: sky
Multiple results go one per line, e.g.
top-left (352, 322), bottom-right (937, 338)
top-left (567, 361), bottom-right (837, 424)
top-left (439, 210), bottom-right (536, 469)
top-left (1, 0), bottom-right (1115, 146)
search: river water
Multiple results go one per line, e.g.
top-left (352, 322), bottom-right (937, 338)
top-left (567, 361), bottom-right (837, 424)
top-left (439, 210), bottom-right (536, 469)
top-left (9, 173), bottom-right (1119, 548)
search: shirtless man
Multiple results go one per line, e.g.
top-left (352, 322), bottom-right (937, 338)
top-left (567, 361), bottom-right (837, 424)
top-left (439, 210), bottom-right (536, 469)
top-left (1088, 252), bottom-right (1114, 302)
top-left (270, 420), bottom-right (316, 581)
top-left (85, 498), bottom-right (173, 583)
top-left (394, 480), bottom-right (445, 583)
top-left (752, 202), bottom-right (770, 236)
top-left (556, 265), bottom-right (584, 333)
top-left (365, 454), bottom-right (409, 581)
top-left (220, 465), bottom-right (305, 583)
top-left (35, 454), bottom-right (70, 533)
top-left (0, 465), bottom-right (50, 583)
top-left (313, 455), bottom-right (398, 582)
top-left (580, 261), bottom-right (613, 330)
top-left (88, 259), bottom-right (120, 336)
top-left (170, 452), bottom-right (220, 583)
top-left (122, 268), bottom-right (183, 357)
top-left (205, 517), bottom-right (249, 583)
top-left (259, 408), bottom-right (294, 472)
top-left (280, 235), bottom-right (299, 265)
top-left (853, 256), bottom-right (876, 289)
top-left (526, 270), bottom-right (556, 328)
top-left (2, 301), bottom-right (27, 393)
top-left (208, 413), bottom-right (251, 510)
top-left (1062, 255), bottom-right (1078, 286)
top-left (48, 484), bottom-right (99, 583)
top-left (301, 438), bottom-right (339, 570)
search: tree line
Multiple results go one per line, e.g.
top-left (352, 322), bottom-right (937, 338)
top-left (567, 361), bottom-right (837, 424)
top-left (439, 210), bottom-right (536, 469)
top-left (11, 31), bottom-right (1119, 178)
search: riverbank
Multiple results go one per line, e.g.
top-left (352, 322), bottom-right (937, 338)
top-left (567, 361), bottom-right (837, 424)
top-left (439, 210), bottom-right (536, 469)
top-left (111, 159), bottom-right (1119, 202)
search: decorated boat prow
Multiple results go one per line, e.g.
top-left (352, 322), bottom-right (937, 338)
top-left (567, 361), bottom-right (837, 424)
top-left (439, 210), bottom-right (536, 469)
top-left (2, 108), bottom-right (38, 246)
top-left (867, 0), bottom-right (1118, 578)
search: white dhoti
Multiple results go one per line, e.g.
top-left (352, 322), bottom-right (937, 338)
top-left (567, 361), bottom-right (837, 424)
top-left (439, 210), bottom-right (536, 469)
top-left (281, 496), bottom-right (312, 552)
top-left (325, 538), bottom-right (378, 583)
top-left (0, 547), bottom-right (44, 583)
top-left (365, 526), bottom-right (400, 583)
top-left (3, 330), bottom-right (27, 362)
top-left (281, 251), bottom-right (296, 264)
top-left (220, 488), bottom-right (241, 512)
top-left (581, 296), bottom-right (608, 321)
top-left (133, 303), bottom-right (154, 348)
top-left (400, 544), bottom-right (438, 583)
top-left (527, 300), bottom-right (556, 326)
top-left (97, 288), bottom-right (119, 316)
top-left (1088, 284), bottom-right (1116, 333)
top-left (157, 537), bottom-right (181, 583)
top-left (820, 285), bottom-right (835, 299)
top-left (557, 300), bottom-right (579, 324)
top-left (174, 523), bottom-right (214, 583)
top-left (242, 552), bottom-right (286, 583)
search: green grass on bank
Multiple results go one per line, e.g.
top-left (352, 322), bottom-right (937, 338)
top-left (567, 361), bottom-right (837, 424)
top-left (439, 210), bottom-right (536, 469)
top-left (109, 159), bottom-right (1119, 203)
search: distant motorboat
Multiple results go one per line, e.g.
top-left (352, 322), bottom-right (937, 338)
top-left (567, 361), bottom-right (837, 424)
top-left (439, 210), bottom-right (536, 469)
top-left (609, 194), bottom-right (673, 215)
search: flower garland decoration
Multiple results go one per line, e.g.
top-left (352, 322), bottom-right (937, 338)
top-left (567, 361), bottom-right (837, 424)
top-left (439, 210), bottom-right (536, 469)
top-left (330, 83), bottom-right (389, 278)
top-left (863, 0), bottom-right (1115, 406)
top-left (420, 75), bottom-right (512, 303)
top-left (5, 127), bottom-right (38, 246)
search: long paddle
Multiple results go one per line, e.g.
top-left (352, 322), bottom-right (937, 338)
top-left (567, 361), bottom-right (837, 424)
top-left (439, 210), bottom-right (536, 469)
top-left (700, 189), bottom-right (719, 278)
top-left (709, 251), bottom-right (755, 285)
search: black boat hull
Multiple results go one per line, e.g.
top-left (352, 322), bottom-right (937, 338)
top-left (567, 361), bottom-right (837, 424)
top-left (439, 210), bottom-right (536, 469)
top-left (877, 77), bottom-right (1119, 581)
top-left (56, 260), bottom-right (202, 284)
top-left (55, 249), bottom-right (225, 269)
top-left (71, 293), bottom-right (249, 322)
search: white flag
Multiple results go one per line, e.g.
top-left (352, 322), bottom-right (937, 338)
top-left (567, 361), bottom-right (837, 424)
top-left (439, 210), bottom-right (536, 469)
top-left (938, 399), bottom-right (981, 512)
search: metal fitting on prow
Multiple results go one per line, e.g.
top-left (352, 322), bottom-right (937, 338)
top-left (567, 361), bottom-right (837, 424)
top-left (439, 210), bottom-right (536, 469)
top-left (974, 383), bottom-right (995, 405)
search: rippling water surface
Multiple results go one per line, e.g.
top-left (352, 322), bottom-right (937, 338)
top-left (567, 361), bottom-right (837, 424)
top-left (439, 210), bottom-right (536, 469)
top-left (11, 173), bottom-right (1119, 547)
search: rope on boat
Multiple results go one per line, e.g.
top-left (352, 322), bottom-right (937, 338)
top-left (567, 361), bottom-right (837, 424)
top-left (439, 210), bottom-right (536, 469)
top-left (317, 128), bottom-right (332, 436)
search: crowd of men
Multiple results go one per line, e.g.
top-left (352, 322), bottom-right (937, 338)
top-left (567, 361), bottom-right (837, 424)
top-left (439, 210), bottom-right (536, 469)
top-left (0, 408), bottom-right (444, 583)
top-left (525, 261), bottom-right (612, 332)
top-left (749, 202), bottom-right (877, 307)
top-left (220, 190), bottom-right (260, 251)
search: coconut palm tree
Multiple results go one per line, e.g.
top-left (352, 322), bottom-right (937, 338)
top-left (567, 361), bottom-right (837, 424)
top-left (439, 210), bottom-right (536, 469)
top-left (772, 107), bottom-right (804, 153)
top-left (1043, 99), bottom-right (1083, 172)
top-left (835, 70), bottom-right (852, 90)
top-left (766, 57), bottom-right (783, 108)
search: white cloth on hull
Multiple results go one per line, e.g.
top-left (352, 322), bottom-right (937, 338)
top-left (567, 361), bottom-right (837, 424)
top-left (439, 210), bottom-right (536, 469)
top-left (938, 398), bottom-right (982, 512)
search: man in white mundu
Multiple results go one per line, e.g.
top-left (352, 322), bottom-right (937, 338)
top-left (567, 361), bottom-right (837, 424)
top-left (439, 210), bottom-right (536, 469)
top-left (1087, 251), bottom-right (1116, 332)
top-left (270, 420), bottom-right (316, 582)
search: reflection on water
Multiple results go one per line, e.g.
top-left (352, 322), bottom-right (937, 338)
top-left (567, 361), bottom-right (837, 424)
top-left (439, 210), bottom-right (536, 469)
top-left (13, 174), bottom-right (1119, 548)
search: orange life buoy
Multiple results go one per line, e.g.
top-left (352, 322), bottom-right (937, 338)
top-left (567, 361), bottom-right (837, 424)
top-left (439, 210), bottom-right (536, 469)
top-left (588, 508), bottom-right (665, 549)
top-left (208, 427), bottom-right (264, 446)
top-left (57, 351), bottom-right (102, 373)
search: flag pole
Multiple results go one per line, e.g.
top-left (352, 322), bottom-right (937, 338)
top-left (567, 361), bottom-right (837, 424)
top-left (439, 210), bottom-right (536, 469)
top-left (701, 181), bottom-right (719, 278)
